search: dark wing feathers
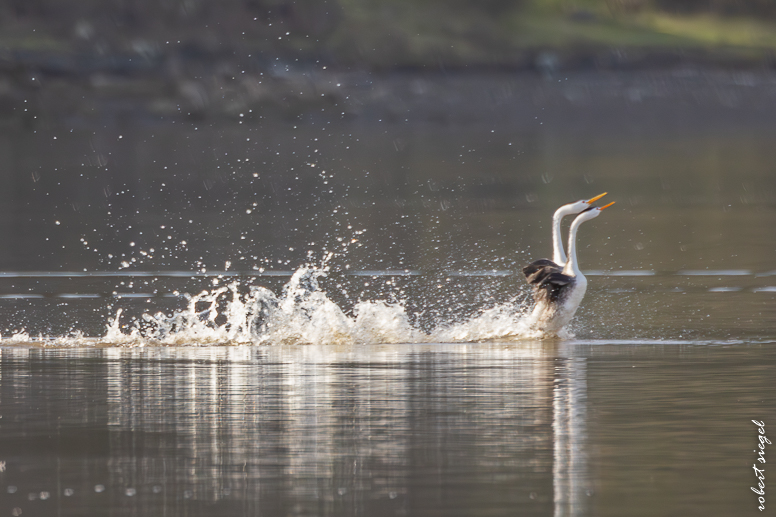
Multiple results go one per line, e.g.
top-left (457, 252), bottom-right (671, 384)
top-left (522, 259), bottom-right (561, 285)
top-left (522, 259), bottom-right (574, 303)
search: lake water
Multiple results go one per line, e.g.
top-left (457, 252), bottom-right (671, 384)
top-left (1, 69), bottom-right (775, 515)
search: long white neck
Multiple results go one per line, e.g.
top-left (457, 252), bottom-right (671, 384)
top-left (563, 215), bottom-right (586, 277)
top-left (552, 207), bottom-right (570, 265)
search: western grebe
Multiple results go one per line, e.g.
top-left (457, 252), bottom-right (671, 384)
top-left (524, 201), bottom-right (615, 334)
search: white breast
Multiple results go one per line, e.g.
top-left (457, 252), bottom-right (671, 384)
top-left (527, 274), bottom-right (587, 336)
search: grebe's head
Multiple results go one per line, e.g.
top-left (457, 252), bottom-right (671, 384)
top-left (562, 192), bottom-right (608, 215)
top-left (577, 200), bottom-right (615, 222)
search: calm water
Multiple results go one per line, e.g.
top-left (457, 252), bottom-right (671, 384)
top-left (1, 342), bottom-right (774, 516)
top-left (1, 70), bottom-right (775, 515)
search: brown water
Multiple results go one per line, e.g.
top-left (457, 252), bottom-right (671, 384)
top-left (1, 70), bottom-right (775, 515)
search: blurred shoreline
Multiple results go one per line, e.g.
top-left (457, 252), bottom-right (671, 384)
top-left (4, 0), bottom-right (776, 124)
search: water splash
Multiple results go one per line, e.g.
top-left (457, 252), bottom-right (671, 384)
top-left (91, 264), bottom-right (547, 347)
top-left (434, 303), bottom-right (545, 342)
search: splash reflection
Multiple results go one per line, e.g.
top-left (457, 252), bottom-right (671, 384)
top-left (0, 344), bottom-right (595, 516)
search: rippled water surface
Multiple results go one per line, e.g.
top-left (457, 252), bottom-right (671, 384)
top-left (1, 342), bottom-right (774, 517)
top-left (1, 71), bottom-right (775, 515)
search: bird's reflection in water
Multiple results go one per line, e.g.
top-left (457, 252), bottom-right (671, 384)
top-left (552, 349), bottom-right (591, 517)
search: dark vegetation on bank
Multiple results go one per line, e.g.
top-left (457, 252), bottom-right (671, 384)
top-left (2, 0), bottom-right (776, 122)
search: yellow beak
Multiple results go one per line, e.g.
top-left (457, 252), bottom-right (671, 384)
top-left (599, 201), bottom-right (615, 210)
top-left (586, 192), bottom-right (607, 204)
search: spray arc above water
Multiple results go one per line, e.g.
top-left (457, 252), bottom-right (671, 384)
top-left (96, 262), bottom-right (553, 346)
